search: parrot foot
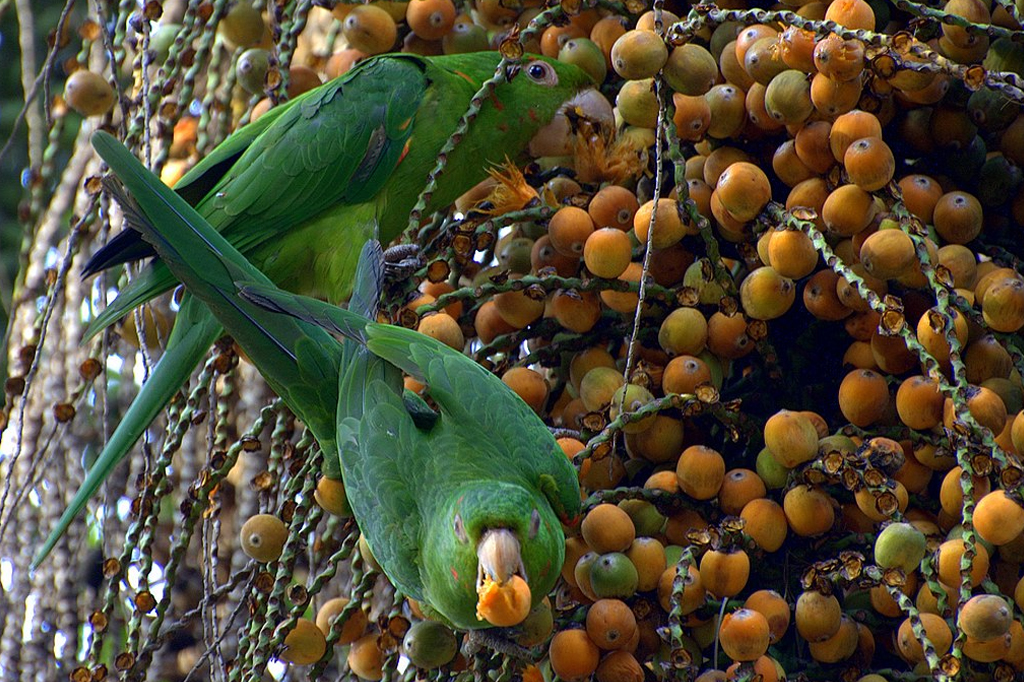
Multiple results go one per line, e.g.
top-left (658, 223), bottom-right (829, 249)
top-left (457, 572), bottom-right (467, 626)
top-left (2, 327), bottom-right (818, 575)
top-left (382, 244), bottom-right (423, 282)
top-left (461, 628), bottom-right (536, 663)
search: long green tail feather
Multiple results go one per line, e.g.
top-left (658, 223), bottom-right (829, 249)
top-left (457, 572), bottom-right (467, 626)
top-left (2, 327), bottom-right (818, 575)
top-left (33, 302), bottom-right (220, 568)
top-left (33, 133), bottom-right (344, 569)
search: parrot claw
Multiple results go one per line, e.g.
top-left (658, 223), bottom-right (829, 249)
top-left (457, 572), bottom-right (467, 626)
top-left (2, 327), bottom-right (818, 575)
top-left (382, 244), bottom-right (423, 282)
top-left (461, 628), bottom-right (537, 663)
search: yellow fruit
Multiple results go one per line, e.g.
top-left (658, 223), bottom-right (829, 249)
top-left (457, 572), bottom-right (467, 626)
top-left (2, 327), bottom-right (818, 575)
top-left (64, 70), bottom-right (116, 116)
top-left (280, 618), bottom-right (327, 665)
top-left (239, 514), bottom-right (288, 562)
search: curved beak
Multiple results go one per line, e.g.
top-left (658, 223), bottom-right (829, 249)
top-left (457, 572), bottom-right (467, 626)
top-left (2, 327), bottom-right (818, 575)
top-left (476, 528), bottom-right (527, 591)
top-left (528, 88), bottom-right (614, 158)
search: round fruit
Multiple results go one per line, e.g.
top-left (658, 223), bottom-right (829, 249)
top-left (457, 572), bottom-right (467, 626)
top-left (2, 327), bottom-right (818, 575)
top-left (348, 633), bottom-right (385, 680)
top-left (280, 618), bottom-right (327, 665)
top-left (611, 29), bottom-right (668, 80)
top-left (219, 1), bottom-right (266, 48)
top-left (402, 620), bottom-right (458, 668)
top-left (784, 486), bottom-right (835, 537)
top-left (896, 375), bottom-right (945, 430)
top-left (559, 38), bottom-right (608, 84)
top-left (407, 0), bottom-right (456, 40)
top-left (933, 191), bottom-right (983, 244)
top-left (586, 598), bottom-right (637, 651)
top-left (958, 594), bottom-right (1013, 641)
top-left (859, 228), bottom-right (916, 280)
top-left (549, 629), bottom-right (600, 680)
top-left (588, 185), bottom-right (640, 230)
top-left (974, 490), bottom-right (1024, 545)
top-left (983, 277), bottom-right (1024, 332)
top-left (741, 498), bottom-right (788, 552)
top-left (549, 206), bottom-right (595, 258)
top-left (664, 43), bottom-right (718, 95)
top-left (659, 307), bottom-right (708, 357)
top-left (417, 312), bottom-right (463, 350)
top-left (719, 608), bottom-right (771, 661)
top-left (237, 48), bottom-right (270, 94)
top-left (765, 70), bottom-right (814, 125)
top-left (838, 369), bottom-right (890, 427)
top-left (502, 367), bottom-right (549, 415)
top-left (936, 537), bottom-right (990, 587)
top-left (582, 504), bottom-right (636, 553)
top-left (765, 410), bottom-right (820, 468)
top-left (740, 266), bottom-right (796, 320)
top-left (595, 650), bottom-right (644, 682)
top-left (715, 162), bottom-right (772, 222)
top-left (584, 227), bottom-right (632, 279)
top-left (897, 613), bottom-right (952, 662)
top-left (676, 445), bottom-right (726, 500)
top-left (699, 548), bottom-right (750, 598)
top-left (822, 184), bottom-right (877, 236)
top-left (240, 513), bottom-right (288, 562)
top-left (64, 70), bottom-right (117, 116)
top-left (795, 591), bottom-right (842, 642)
top-left (625, 536), bottom-right (666, 592)
top-left (634, 198), bottom-right (689, 249)
top-left (825, 0), bottom-right (875, 30)
top-left (768, 229), bottom-right (818, 279)
top-left (315, 597), bottom-right (369, 644)
top-left (343, 5), bottom-right (398, 55)
top-left (873, 522), bottom-right (927, 572)
top-left (589, 552), bottom-right (640, 598)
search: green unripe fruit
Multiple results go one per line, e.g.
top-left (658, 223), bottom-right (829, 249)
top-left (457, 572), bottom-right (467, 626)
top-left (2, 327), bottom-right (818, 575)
top-left (663, 43), bottom-right (718, 95)
top-left (874, 522), bottom-right (926, 573)
top-left (442, 20), bottom-right (488, 54)
top-left (589, 552), bottom-right (640, 598)
top-left (516, 599), bottom-right (555, 647)
top-left (219, 1), bottom-right (266, 48)
top-left (402, 620), bottom-right (458, 669)
top-left (609, 383), bottom-right (656, 434)
top-left (237, 48), bottom-right (270, 94)
top-left (756, 446), bottom-right (791, 489)
top-left (558, 38), bottom-right (607, 85)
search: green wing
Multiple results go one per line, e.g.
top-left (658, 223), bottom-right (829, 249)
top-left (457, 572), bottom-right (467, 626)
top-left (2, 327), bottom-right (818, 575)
top-left (346, 377), bottom-right (428, 598)
top-left (240, 245), bottom-right (430, 596)
top-left (365, 326), bottom-right (582, 523)
top-left (84, 55), bottom-right (431, 339)
top-left (200, 55), bottom-right (429, 253)
top-left (34, 134), bottom-right (350, 568)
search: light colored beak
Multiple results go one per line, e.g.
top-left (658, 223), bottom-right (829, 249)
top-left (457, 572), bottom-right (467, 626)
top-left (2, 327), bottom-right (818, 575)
top-left (528, 88), bottom-right (614, 158)
top-left (476, 528), bottom-right (526, 591)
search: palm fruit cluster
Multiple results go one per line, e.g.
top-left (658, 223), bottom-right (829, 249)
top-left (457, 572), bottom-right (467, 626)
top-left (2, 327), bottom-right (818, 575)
top-left (37, 0), bottom-right (1024, 680)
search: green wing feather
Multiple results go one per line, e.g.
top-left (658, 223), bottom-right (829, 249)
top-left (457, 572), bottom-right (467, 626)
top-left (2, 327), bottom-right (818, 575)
top-left (33, 134), bottom-right (345, 568)
top-left (84, 56), bottom-right (430, 339)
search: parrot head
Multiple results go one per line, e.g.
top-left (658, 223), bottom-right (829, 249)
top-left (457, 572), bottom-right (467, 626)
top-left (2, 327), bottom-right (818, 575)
top-left (420, 481), bottom-right (567, 630)
top-left (431, 51), bottom-right (601, 163)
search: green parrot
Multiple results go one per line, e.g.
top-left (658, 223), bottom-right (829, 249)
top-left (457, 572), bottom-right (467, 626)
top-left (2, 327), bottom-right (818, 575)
top-left (58, 132), bottom-right (582, 630)
top-left (41, 51), bottom-right (592, 562)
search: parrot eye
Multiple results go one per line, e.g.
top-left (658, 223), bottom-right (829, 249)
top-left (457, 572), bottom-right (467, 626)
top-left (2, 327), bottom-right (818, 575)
top-left (525, 61), bottom-right (558, 86)
top-left (454, 514), bottom-right (468, 543)
top-left (528, 509), bottom-right (541, 539)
